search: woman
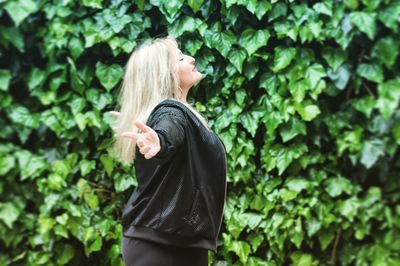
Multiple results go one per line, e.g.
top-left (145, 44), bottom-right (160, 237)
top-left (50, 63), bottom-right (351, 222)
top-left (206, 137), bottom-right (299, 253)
top-left (112, 36), bottom-right (227, 266)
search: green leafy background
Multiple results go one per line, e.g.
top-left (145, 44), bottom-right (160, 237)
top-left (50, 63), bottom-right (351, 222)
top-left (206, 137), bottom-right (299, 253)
top-left (1, 0), bottom-right (400, 265)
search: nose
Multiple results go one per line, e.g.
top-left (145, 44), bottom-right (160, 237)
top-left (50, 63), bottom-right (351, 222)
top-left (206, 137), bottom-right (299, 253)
top-left (188, 55), bottom-right (195, 64)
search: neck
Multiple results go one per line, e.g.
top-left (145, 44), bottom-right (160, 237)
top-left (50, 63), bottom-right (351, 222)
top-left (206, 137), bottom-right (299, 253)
top-left (176, 87), bottom-right (188, 102)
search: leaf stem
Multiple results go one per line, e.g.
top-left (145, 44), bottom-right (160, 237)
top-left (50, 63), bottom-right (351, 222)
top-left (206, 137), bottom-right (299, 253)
top-left (330, 228), bottom-right (341, 264)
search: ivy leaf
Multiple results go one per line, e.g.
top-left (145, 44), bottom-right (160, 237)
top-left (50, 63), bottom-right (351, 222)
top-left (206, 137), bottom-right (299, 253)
top-left (28, 68), bottom-right (47, 91)
top-left (134, 0), bottom-right (145, 9)
top-left (68, 58), bottom-right (85, 94)
top-left (15, 150), bottom-right (47, 180)
top-left (243, 58), bottom-right (259, 80)
top-left (188, 0), bottom-right (204, 13)
top-left (77, 178), bottom-right (91, 199)
top-left (0, 25), bottom-right (25, 52)
top-left (376, 79), bottom-right (400, 120)
top-left (168, 17), bottom-right (206, 36)
top-left (324, 176), bottom-right (352, 197)
top-left (392, 120), bottom-right (400, 145)
top-left (38, 216), bottom-right (55, 235)
top-left (305, 63), bottom-right (326, 89)
top-left (351, 96), bottom-right (375, 118)
top-left (378, 2), bottom-right (400, 32)
top-left (247, 0), bottom-right (271, 20)
top-left (0, 155), bottom-right (15, 176)
top-left (4, 0), bottom-right (37, 26)
top-left (69, 38), bottom-right (85, 60)
top-left (0, 202), bottom-right (22, 228)
top-left (268, 2), bottom-right (288, 22)
top-left (240, 112), bottom-right (260, 137)
top-left (95, 62), bottom-right (123, 91)
top-left (162, 0), bottom-right (184, 23)
top-left (306, 217), bottom-right (321, 237)
top-left (280, 116), bottom-right (307, 142)
top-left (274, 22), bottom-right (298, 41)
top-left (103, 10), bottom-right (132, 34)
top-left (239, 212), bottom-right (263, 230)
top-left (318, 229), bottom-right (335, 250)
top-left (204, 23), bottom-right (236, 57)
top-left (68, 98), bottom-right (86, 115)
top-left (350, 11), bottom-right (376, 39)
top-left (357, 64), bottom-right (383, 83)
top-left (114, 173), bottom-right (135, 192)
top-left (280, 188), bottom-right (298, 201)
top-left (371, 37), bottom-right (399, 69)
top-left (337, 198), bottom-right (360, 221)
top-left (272, 47), bottom-right (296, 72)
top-left (262, 110), bottom-right (282, 137)
top-left (313, 2), bottom-right (333, 16)
top-left (82, 0), bottom-right (102, 9)
top-left (264, 143), bottom-right (308, 174)
top-left (290, 252), bottom-right (314, 266)
top-left (85, 192), bottom-right (99, 210)
top-left (56, 244), bottom-right (75, 265)
top-left (288, 79), bottom-right (308, 103)
top-left (286, 178), bottom-right (309, 193)
top-left (88, 236), bottom-right (103, 254)
top-left (289, 218), bottom-right (304, 249)
top-left (360, 139), bottom-right (385, 169)
top-left (228, 48), bottom-right (247, 73)
top-left (322, 47), bottom-right (347, 72)
top-left (54, 225), bottom-right (69, 238)
top-left (296, 104), bottom-right (321, 121)
top-left (240, 29), bottom-right (270, 55)
top-left (100, 154), bottom-right (114, 177)
top-left (184, 38), bottom-right (203, 55)
top-left (0, 70), bottom-right (11, 91)
top-left (80, 160), bottom-right (96, 176)
top-left (247, 234), bottom-right (264, 252)
top-left (227, 240), bottom-right (251, 264)
top-left (326, 64), bottom-right (351, 90)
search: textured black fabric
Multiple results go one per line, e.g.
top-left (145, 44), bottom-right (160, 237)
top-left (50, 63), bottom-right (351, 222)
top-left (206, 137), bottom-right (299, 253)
top-left (122, 237), bottom-right (208, 266)
top-left (122, 99), bottom-right (227, 252)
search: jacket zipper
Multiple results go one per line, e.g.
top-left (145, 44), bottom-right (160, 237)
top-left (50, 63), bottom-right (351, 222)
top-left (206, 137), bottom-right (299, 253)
top-left (215, 137), bottom-right (228, 242)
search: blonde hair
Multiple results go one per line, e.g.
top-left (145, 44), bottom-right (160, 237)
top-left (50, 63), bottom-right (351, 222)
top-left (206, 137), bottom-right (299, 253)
top-left (112, 36), bottom-right (208, 164)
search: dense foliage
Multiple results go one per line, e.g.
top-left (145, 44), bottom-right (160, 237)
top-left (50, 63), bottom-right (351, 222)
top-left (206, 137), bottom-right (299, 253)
top-left (1, 0), bottom-right (400, 265)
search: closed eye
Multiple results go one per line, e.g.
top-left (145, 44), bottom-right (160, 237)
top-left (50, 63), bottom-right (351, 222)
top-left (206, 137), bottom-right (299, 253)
top-left (179, 51), bottom-right (184, 61)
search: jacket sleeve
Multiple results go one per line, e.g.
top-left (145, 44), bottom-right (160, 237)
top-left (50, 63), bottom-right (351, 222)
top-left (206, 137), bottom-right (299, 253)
top-left (149, 106), bottom-right (187, 159)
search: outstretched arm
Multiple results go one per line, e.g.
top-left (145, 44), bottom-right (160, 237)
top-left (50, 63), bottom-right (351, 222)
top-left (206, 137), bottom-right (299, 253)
top-left (119, 121), bottom-right (161, 159)
top-left (109, 106), bottom-right (187, 160)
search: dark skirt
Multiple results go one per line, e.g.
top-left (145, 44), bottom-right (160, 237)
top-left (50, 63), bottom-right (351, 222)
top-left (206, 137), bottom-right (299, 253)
top-left (122, 236), bottom-right (209, 266)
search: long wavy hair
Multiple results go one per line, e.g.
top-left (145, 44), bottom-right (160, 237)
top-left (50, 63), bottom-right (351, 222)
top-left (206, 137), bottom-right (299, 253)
top-left (112, 36), bottom-right (208, 164)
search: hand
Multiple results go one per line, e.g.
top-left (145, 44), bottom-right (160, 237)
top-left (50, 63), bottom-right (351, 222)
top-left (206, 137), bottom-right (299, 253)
top-left (119, 121), bottom-right (161, 159)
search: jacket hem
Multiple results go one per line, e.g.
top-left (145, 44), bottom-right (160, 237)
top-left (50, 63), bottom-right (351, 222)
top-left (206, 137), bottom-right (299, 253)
top-left (123, 224), bottom-right (217, 252)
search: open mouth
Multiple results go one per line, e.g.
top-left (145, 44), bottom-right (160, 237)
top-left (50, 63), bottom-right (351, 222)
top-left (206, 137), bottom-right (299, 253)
top-left (192, 66), bottom-right (197, 72)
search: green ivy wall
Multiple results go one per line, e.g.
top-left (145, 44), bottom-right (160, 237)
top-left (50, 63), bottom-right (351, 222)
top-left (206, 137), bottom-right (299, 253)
top-left (1, 0), bottom-right (400, 265)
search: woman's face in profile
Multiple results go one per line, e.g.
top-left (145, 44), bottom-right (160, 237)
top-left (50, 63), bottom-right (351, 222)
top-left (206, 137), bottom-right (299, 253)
top-left (177, 50), bottom-right (202, 91)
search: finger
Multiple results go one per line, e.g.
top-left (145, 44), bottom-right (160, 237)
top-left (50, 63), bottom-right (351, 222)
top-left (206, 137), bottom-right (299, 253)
top-left (144, 151), bottom-right (155, 159)
top-left (119, 132), bottom-right (140, 139)
top-left (137, 140), bottom-right (144, 148)
top-left (134, 121), bottom-right (153, 133)
top-left (140, 146), bottom-right (151, 154)
top-left (109, 111), bottom-right (121, 116)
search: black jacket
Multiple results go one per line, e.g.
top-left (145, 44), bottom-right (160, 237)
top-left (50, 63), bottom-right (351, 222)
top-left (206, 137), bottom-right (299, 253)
top-left (122, 99), bottom-right (227, 252)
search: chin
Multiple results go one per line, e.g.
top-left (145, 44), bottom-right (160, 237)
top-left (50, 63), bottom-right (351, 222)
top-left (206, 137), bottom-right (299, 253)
top-left (195, 72), bottom-right (203, 82)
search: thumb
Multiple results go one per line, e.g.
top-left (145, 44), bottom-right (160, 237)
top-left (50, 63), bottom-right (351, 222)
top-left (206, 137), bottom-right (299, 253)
top-left (134, 120), bottom-right (153, 133)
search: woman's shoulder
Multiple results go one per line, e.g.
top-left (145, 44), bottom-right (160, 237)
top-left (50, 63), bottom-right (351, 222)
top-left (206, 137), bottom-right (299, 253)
top-left (153, 99), bottom-right (188, 114)
top-left (147, 99), bottom-right (188, 124)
